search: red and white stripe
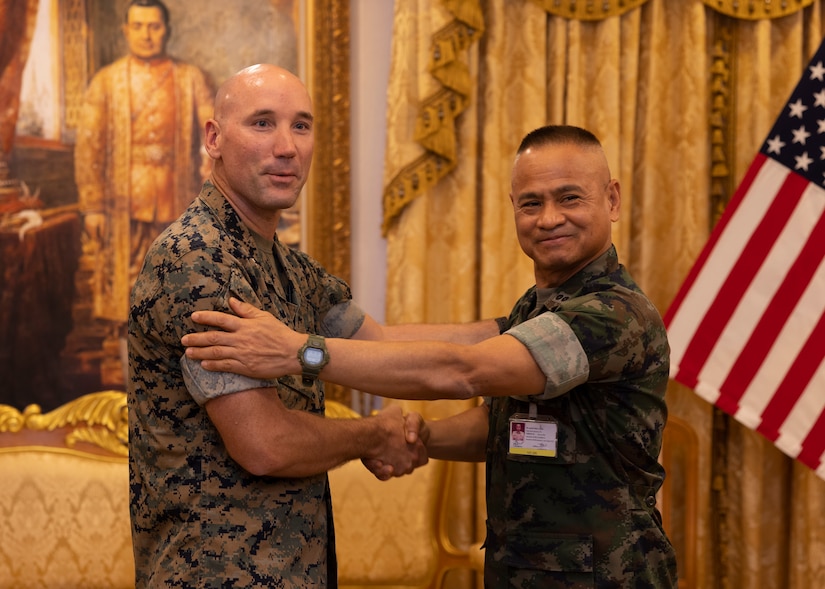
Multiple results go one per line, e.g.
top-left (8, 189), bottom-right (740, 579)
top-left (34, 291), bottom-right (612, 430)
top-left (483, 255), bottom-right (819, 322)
top-left (665, 154), bottom-right (825, 479)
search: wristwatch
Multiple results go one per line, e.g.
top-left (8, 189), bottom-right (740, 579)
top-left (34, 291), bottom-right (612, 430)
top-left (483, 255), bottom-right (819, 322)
top-left (297, 334), bottom-right (329, 384)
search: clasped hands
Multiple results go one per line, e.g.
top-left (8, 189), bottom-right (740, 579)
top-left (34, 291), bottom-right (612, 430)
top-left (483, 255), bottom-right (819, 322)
top-left (366, 407), bottom-right (430, 481)
top-left (182, 297), bottom-right (430, 481)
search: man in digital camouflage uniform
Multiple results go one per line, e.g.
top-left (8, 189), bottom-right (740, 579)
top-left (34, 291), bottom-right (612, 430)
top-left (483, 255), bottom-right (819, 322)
top-left (182, 125), bottom-right (679, 587)
top-left (128, 64), bottom-right (426, 588)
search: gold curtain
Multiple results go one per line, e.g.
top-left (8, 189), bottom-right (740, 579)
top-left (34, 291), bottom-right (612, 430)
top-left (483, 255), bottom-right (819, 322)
top-left (383, 0), bottom-right (825, 587)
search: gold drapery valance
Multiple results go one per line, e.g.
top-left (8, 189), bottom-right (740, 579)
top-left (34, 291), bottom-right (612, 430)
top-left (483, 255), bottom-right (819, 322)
top-left (381, 0), bottom-right (816, 231)
top-left (700, 0), bottom-right (813, 19)
top-left (382, 0), bottom-right (484, 234)
top-left (528, 0), bottom-right (650, 19)
top-left (529, 0), bottom-right (811, 20)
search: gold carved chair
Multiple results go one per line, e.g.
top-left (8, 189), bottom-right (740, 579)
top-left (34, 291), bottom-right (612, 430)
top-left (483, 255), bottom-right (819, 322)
top-left (0, 391), bottom-right (134, 589)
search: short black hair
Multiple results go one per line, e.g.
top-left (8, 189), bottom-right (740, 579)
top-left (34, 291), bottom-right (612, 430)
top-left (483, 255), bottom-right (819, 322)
top-left (126, 0), bottom-right (170, 27)
top-left (517, 125), bottom-right (602, 155)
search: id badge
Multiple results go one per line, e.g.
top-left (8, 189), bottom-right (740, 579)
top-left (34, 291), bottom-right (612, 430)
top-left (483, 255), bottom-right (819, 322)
top-left (508, 412), bottom-right (557, 457)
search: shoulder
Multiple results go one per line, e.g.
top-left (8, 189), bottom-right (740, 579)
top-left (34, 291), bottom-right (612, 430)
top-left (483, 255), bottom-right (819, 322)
top-left (135, 201), bottom-right (227, 291)
top-left (276, 241), bottom-right (354, 307)
top-left (563, 286), bottom-right (664, 344)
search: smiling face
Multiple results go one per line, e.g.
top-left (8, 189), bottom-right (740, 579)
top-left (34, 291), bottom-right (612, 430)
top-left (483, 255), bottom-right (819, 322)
top-left (204, 64), bottom-right (314, 236)
top-left (122, 5), bottom-right (168, 60)
top-left (510, 142), bottom-right (620, 288)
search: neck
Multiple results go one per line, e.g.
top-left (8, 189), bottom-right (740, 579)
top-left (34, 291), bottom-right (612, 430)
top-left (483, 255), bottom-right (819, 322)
top-left (208, 174), bottom-right (281, 239)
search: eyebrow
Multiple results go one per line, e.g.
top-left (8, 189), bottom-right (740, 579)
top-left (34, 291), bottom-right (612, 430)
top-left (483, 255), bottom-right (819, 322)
top-left (515, 184), bottom-right (584, 201)
top-left (247, 109), bottom-right (314, 123)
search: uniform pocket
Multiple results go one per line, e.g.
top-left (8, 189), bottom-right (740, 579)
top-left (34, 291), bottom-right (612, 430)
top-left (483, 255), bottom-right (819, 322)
top-left (501, 531), bottom-right (594, 587)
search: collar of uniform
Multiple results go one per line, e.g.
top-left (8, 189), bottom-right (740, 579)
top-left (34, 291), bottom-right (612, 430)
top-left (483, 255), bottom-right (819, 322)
top-left (536, 244), bottom-right (619, 312)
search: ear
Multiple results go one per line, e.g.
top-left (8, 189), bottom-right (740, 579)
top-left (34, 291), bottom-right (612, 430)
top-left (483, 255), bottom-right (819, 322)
top-left (607, 179), bottom-right (621, 222)
top-left (204, 119), bottom-right (221, 158)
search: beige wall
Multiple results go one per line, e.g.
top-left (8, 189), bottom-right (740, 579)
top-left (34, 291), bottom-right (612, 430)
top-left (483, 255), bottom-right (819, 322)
top-left (350, 0), bottom-right (392, 324)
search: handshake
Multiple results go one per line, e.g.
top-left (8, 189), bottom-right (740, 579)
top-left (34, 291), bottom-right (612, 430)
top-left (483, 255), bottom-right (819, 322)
top-left (358, 405), bottom-right (430, 481)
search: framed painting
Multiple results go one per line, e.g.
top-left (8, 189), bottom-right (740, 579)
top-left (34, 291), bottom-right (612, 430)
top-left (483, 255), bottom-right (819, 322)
top-left (1, 0), bottom-right (350, 410)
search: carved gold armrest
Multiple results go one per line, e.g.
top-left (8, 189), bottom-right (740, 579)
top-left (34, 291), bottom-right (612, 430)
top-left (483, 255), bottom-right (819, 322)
top-left (0, 390), bottom-right (128, 456)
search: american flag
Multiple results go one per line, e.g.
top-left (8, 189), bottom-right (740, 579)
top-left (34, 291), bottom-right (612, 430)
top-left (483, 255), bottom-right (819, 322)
top-left (664, 39), bottom-right (825, 480)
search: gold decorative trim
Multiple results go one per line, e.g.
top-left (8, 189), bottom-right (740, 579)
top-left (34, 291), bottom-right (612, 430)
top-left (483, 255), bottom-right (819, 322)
top-left (305, 0), bottom-right (351, 284)
top-left (701, 0), bottom-right (812, 20)
top-left (304, 0), bottom-right (352, 406)
top-left (529, 0), bottom-right (650, 20)
top-left (382, 0), bottom-right (484, 234)
top-left (0, 390), bottom-right (128, 456)
top-left (531, 0), bottom-right (810, 20)
top-left (709, 20), bottom-right (734, 225)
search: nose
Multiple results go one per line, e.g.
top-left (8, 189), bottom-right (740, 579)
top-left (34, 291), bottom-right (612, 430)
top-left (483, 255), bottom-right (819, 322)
top-left (272, 127), bottom-right (298, 158)
top-left (536, 202), bottom-right (564, 228)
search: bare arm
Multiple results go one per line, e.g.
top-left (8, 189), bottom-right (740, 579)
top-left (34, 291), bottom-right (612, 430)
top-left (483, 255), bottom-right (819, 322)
top-left (423, 403), bottom-right (489, 462)
top-left (354, 313), bottom-right (501, 345)
top-left (183, 298), bottom-right (546, 401)
top-left (206, 386), bottom-right (426, 479)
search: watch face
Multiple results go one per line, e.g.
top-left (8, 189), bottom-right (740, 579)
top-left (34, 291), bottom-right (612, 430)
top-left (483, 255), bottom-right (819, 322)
top-left (304, 347), bottom-right (325, 366)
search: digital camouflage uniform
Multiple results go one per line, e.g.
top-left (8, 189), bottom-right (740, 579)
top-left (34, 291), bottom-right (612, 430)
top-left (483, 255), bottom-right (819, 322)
top-left (128, 181), bottom-right (360, 588)
top-left (485, 246), bottom-right (678, 588)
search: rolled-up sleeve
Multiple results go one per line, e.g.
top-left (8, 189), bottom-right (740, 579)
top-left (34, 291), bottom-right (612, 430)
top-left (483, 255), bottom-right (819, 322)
top-left (181, 355), bottom-right (278, 406)
top-left (320, 300), bottom-right (366, 339)
top-left (504, 313), bottom-right (590, 400)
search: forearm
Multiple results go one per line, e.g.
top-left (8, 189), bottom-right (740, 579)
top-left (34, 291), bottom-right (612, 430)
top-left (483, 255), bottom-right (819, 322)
top-left (207, 389), bottom-right (415, 479)
top-left (366, 318), bottom-right (501, 345)
top-left (425, 404), bottom-right (489, 462)
top-left (321, 334), bottom-right (544, 401)
top-left (324, 338), bottom-right (479, 400)
top-left (265, 410), bottom-right (397, 477)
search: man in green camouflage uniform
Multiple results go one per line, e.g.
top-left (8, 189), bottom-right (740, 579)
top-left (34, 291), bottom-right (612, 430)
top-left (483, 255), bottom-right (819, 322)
top-left (182, 125), bottom-right (678, 587)
top-left (128, 64), bottom-right (424, 588)
top-left (480, 242), bottom-right (676, 587)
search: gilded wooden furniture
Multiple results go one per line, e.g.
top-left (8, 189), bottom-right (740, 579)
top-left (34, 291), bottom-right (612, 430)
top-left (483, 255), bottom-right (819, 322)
top-left (0, 391), bottom-right (133, 588)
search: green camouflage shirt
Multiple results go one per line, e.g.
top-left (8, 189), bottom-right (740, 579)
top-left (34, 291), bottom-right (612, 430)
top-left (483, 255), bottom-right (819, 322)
top-left (128, 182), bottom-right (356, 588)
top-left (484, 246), bottom-right (678, 588)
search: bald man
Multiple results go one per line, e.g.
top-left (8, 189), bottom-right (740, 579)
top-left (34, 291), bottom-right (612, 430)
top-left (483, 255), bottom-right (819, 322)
top-left (127, 64), bottom-right (425, 588)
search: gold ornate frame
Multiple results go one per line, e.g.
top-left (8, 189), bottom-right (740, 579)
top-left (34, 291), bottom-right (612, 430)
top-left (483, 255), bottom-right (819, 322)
top-left (304, 0), bottom-right (351, 283)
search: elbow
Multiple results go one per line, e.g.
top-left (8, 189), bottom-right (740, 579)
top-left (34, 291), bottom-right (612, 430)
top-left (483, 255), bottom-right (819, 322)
top-left (225, 443), bottom-right (289, 477)
top-left (238, 457), bottom-right (272, 478)
top-left (438, 370), bottom-right (483, 401)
